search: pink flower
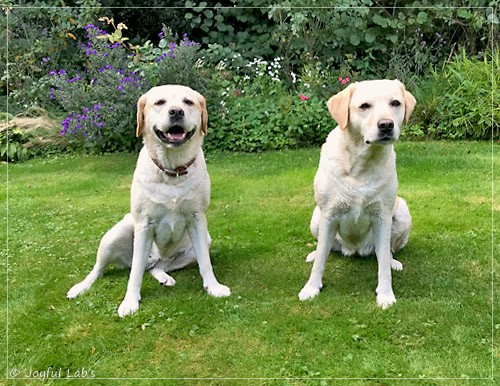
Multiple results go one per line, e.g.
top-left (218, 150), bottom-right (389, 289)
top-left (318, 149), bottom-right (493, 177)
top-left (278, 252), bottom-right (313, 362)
top-left (300, 94), bottom-right (309, 101)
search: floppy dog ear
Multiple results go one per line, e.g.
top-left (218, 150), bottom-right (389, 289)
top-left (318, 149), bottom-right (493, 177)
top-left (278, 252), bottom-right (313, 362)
top-left (136, 94), bottom-right (147, 137)
top-left (403, 87), bottom-right (416, 124)
top-left (327, 83), bottom-right (355, 130)
top-left (394, 79), bottom-right (417, 124)
top-left (199, 95), bottom-right (208, 136)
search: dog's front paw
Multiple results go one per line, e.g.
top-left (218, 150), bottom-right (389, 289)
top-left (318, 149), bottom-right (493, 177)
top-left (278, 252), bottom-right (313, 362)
top-left (391, 258), bottom-right (403, 271)
top-left (305, 251), bottom-right (316, 262)
top-left (117, 297), bottom-right (140, 318)
top-left (67, 282), bottom-right (88, 299)
top-left (376, 291), bottom-right (397, 309)
top-left (298, 283), bottom-right (322, 301)
top-left (205, 283), bottom-right (231, 298)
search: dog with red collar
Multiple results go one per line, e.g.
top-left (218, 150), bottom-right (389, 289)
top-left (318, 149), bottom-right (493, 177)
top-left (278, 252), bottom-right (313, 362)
top-left (67, 85), bottom-right (231, 317)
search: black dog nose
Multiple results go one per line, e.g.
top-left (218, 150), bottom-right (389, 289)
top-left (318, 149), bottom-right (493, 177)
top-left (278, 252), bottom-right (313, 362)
top-left (169, 107), bottom-right (184, 119)
top-left (378, 119), bottom-right (394, 133)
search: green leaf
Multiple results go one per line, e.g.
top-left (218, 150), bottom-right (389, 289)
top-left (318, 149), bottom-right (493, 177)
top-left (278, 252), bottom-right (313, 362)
top-left (350, 34), bottom-right (361, 46)
top-left (373, 14), bottom-right (388, 28)
top-left (194, 1), bottom-right (207, 12)
top-left (457, 9), bottom-right (472, 19)
top-left (365, 30), bottom-right (376, 44)
top-left (416, 11), bottom-right (428, 24)
top-left (386, 34), bottom-right (398, 43)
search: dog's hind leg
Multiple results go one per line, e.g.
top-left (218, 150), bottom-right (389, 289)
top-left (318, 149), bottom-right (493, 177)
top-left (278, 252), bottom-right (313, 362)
top-left (149, 267), bottom-right (176, 287)
top-left (67, 214), bottom-right (134, 298)
top-left (148, 232), bottom-right (210, 286)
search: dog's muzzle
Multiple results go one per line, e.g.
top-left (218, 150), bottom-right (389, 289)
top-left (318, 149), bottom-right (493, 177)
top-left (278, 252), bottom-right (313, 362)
top-left (366, 119), bottom-right (397, 145)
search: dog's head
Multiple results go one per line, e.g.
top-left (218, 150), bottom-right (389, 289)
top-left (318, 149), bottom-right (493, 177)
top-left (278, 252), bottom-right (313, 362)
top-left (136, 85), bottom-right (208, 148)
top-left (327, 79), bottom-right (416, 146)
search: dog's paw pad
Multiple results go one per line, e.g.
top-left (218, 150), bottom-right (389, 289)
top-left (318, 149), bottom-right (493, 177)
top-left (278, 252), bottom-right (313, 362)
top-left (298, 284), bottom-right (321, 301)
top-left (206, 284), bottom-right (231, 298)
top-left (391, 259), bottom-right (403, 271)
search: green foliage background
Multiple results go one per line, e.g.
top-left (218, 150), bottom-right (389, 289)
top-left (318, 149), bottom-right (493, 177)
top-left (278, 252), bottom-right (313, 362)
top-left (1, 1), bottom-right (498, 160)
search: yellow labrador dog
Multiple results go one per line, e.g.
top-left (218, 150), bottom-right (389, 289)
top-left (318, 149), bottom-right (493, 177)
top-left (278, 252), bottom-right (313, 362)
top-left (67, 85), bottom-right (231, 317)
top-left (298, 79), bottom-right (416, 309)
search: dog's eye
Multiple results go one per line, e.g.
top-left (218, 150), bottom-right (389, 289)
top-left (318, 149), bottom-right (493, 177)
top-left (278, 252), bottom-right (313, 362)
top-left (154, 99), bottom-right (166, 106)
top-left (359, 103), bottom-right (371, 110)
top-left (184, 99), bottom-right (194, 106)
top-left (390, 100), bottom-right (401, 107)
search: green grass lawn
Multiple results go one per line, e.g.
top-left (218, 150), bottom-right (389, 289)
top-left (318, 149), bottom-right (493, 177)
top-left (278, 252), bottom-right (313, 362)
top-left (2, 141), bottom-right (499, 385)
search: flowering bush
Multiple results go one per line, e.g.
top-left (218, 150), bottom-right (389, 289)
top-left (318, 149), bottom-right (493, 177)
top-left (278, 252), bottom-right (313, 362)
top-left (46, 20), bottom-right (202, 153)
top-left (203, 59), bottom-right (335, 152)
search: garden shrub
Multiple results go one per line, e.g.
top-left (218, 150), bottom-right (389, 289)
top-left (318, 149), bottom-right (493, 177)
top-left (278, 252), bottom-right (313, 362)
top-left (45, 20), bottom-right (203, 153)
top-left (3, 3), bottom-right (496, 160)
top-left (410, 50), bottom-right (499, 140)
top-left (0, 108), bottom-right (64, 162)
top-left (266, 2), bottom-right (496, 85)
top-left (1, 0), bottom-right (103, 111)
top-left (183, 0), bottom-right (276, 61)
top-left (0, 113), bottom-right (29, 162)
top-left (203, 58), bottom-right (341, 152)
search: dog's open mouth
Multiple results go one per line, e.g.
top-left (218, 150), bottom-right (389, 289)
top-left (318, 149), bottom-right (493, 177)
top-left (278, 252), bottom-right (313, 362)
top-left (155, 125), bottom-right (195, 146)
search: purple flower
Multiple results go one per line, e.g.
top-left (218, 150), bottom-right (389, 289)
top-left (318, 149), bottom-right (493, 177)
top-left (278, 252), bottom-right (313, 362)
top-left (49, 70), bottom-right (56, 76)
top-left (156, 53), bottom-right (167, 63)
top-left (66, 75), bottom-right (82, 83)
top-left (158, 31), bottom-right (164, 39)
top-left (58, 69), bottom-right (67, 76)
top-left (61, 115), bottom-right (73, 136)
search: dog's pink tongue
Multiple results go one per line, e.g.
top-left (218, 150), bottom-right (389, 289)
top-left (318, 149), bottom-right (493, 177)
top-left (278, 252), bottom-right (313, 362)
top-left (167, 132), bottom-right (186, 141)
